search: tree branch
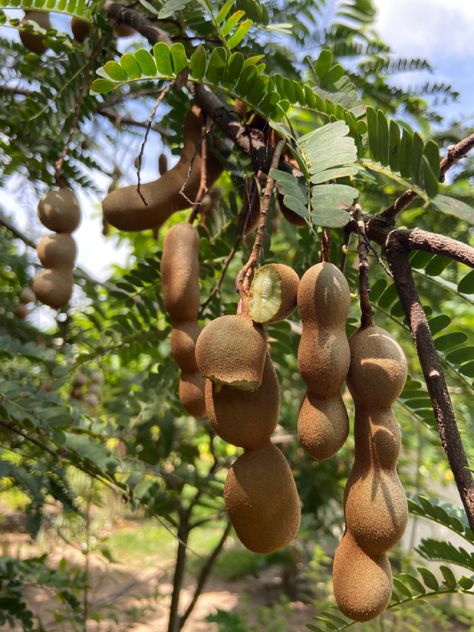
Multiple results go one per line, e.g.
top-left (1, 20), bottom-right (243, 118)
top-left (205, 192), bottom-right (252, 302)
top-left (385, 241), bottom-right (474, 532)
top-left (388, 228), bottom-right (474, 268)
top-left (106, 1), bottom-right (172, 45)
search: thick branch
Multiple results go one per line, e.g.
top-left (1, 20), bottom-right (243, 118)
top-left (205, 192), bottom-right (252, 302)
top-left (388, 228), bottom-right (474, 268)
top-left (385, 242), bottom-right (474, 532)
top-left (106, 2), bottom-right (172, 45)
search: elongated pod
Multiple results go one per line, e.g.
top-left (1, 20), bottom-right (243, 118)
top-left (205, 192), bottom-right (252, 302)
top-left (297, 263), bottom-right (350, 460)
top-left (102, 106), bottom-right (222, 231)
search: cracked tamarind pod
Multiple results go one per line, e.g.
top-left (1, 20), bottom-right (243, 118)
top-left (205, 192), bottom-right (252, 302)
top-left (297, 263), bottom-right (351, 460)
top-left (224, 443), bottom-right (301, 553)
top-left (20, 11), bottom-right (51, 55)
top-left (333, 325), bottom-right (408, 622)
top-left (160, 222), bottom-right (206, 418)
top-left (249, 263), bottom-right (299, 325)
top-left (205, 353), bottom-right (279, 449)
top-left (102, 106), bottom-right (222, 231)
top-left (71, 17), bottom-right (91, 43)
top-left (196, 314), bottom-right (267, 391)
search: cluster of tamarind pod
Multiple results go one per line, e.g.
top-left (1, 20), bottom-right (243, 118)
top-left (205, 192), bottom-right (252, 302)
top-left (14, 287), bottom-right (35, 320)
top-left (32, 188), bottom-right (81, 309)
top-left (71, 370), bottom-right (104, 408)
top-left (19, 11), bottom-right (135, 55)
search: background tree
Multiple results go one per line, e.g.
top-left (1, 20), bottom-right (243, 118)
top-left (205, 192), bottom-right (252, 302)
top-left (0, 1), bottom-right (473, 631)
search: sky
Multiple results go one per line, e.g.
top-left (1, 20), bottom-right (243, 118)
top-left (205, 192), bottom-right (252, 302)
top-left (2, 0), bottom-right (473, 325)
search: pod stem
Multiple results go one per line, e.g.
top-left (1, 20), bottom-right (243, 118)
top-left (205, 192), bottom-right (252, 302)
top-left (135, 81), bottom-right (174, 206)
top-left (355, 204), bottom-right (373, 329)
top-left (320, 228), bottom-right (331, 262)
top-left (236, 139), bottom-right (286, 312)
top-left (188, 116), bottom-right (212, 224)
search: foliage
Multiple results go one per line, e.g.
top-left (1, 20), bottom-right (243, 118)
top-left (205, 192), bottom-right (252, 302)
top-left (0, 0), bottom-right (473, 630)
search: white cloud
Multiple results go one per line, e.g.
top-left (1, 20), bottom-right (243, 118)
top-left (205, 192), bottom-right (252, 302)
top-left (375, 0), bottom-right (474, 60)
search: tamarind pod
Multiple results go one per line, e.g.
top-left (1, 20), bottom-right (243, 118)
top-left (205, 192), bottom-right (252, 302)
top-left (114, 22), bottom-right (135, 37)
top-left (171, 321), bottom-right (201, 372)
top-left (297, 393), bottom-right (349, 460)
top-left (278, 193), bottom-right (306, 226)
top-left (14, 303), bottom-right (29, 319)
top-left (20, 11), bottom-right (51, 55)
top-left (37, 188), bottom-right (81, 234)
top-left (297, 262), bottom-right (351, 460)
top-left (249, 263), bottom-right (299, 324)
top-left (297, 328), bottom-right (350, 397)
top-left (333, 530), bottom-right (392, 622)
top-left (297, 262), bottom-right (350, 329)
top-left (102, 107), bottom-right (222, 231)
top-left (71, 16), bottom-right (90, 43)
top-left (160, 223), bottom-right (200, 322)
top-left (224, 443), bottom-right (301, 553)
top-left (19, 288), bottom-right (35, 304)
top-left (32, 269), bottom-right (73, 308)
top-left (179, 372), bottom-right (206, 418)
top-left (195, 314), bottom-right (267, 391)
top-left (205, 354), bottom-right (279, 449)
top-left (37, 234), bottom-right (77, 269)
top-left (158, 153), bottom-right (168, 175)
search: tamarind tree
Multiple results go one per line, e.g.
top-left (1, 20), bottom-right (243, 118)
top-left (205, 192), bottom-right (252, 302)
top-left (0, 0), bottom-right (473, 630)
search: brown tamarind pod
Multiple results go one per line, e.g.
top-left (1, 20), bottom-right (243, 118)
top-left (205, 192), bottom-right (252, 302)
top-left (102, 106), bottom-right (222, 231)
top-left (332, 530), bottom-right (392, 622)
top-left (14, 303), bottom-right (29, 320)
top-left (179, 372), bottom-right (206, 419)
top-left (37, 234), bottom-right (77, 269)
top-left (19, 11), bottom-right (51, 55)
top-left (113, 22), bottom-right (135, 37)
top-left (205, 354), bottom-right (279, 449)
top-left (224, 443), bottom-right (301, 553)
top-left (297, 263), bottom-right (350, 460)
top-left (333, 325), bottom-right (407, 621)
top-left (37, 188), bottom-right (81, 234)
top-left (71, 16), bottom-right (90, 43)
top-left (171, 321), bottom-right (201, 372)
top-left (249, 263), bottom-right (299, 324)
top-left (160, 223), bottom-right (200, 323)
top-left (19, 288), bottom-right (35, 304)
top-left (158, 153), bottom-right (168, 175)
top-left (32, 269), bottom-right (73, 309)
top-left (343, 326), bottom-right (408, 555)
top-left (195, 314), bottom-right (267, 391)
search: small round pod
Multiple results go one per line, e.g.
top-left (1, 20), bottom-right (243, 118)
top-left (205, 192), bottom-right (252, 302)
top-left (224, 443), bottom-right (301, 554)
top-left (179, 372), bottom-right (206, 419)
top-left (160, 223), bottom-right (200, 322)
top-left (195, 315), bottom-right (267, 391)
top-left (347, 326), bottom-right (407, 408)
top-left (19, 288), bottom-right (35, 304)
top-left (14, 303), bottom-right (29, 320)
top-left (297, 393), bottom-right (349, 460)
top-left (249, 264), bottom-right (299, 324)
top-left (71, 16), bottom-right (91, 43)
top-left (19, 11), bottom-right (51, 55)
top-left (32, 269), bottom-right (73, 309)
top-left (205, 354), bottom-right (279, 449)
top-left (37, 188), bottom-right (81, 234)
top-left (297, 262), bottom-right (350, 329)
top-left (171, 321), bottom-right (201, 373)
top-left (332, 531), bottom-right (392, 622)
top-left (37, 234), bottom-right (77, 269)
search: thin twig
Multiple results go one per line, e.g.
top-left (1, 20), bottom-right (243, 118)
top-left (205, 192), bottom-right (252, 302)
top-left (354, 204), bottom-right (373, 328)
top-left (320, 228), bottom-right (331, 262)
top-left (136, 82), bottom-right (174, 205)
top-left (188, 117), bottom-right (211, 224)
top-left (235, 139), bottom-right (286, 311)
